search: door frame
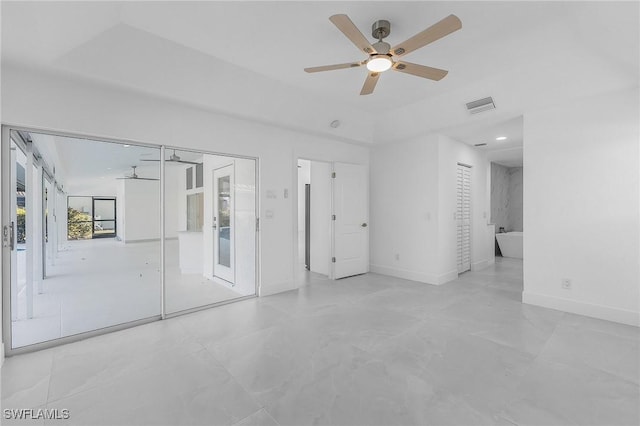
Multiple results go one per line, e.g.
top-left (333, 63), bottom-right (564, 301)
top-left (1, 123), bottom-right (261, 356)
top-left (294, 157), bottom-right (334, 281)
top-left (212, 163), bottom-right (235, 285)
top-left (293, 158), bottom-right (369, 282)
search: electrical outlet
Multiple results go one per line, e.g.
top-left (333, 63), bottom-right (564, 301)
top-left (561, 278), bottom-right (572, 289)
top-left (394, 253), bottom-right (400, 261)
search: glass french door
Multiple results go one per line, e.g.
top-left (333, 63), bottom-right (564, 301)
top-left (3, 129), bottom-right (161, 350)
top-left (213, 164), bottom-right (235, 284)
top-left (3, 126), bottom-right (257, 354)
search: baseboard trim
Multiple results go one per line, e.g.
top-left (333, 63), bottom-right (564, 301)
top-left (438, 269), bottom-right (459, 285)
top-left (259, 280), bottom-right (296, 297)
top-left (471, 260), bottom-right (489, 271)
top-left (523, 291), bottom-right (640, 327)
top-left (370, 264), bottom-right (439, 284)
top-left (123, 238), bottom-right (162, 244)
top-left (370, 264), bottom-right (460, 285)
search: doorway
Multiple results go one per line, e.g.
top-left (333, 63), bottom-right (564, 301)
top-left (296, 159), bottom-right (369, 281)
top-left (297, 159), bottom-right (331, 278)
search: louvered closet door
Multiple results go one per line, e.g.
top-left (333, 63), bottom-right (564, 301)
top-left (457, 164), bottom-right (471, 273)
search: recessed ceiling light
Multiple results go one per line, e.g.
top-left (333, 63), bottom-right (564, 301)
top-left (496, 136), bottom-right (507, 141)
top-left (123, 144), bottom-right (131, 148)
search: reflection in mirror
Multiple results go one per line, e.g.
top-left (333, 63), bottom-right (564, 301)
top-left (186, 193), bottom-right (203, 231)
top-left (8, 130), bottom-right (161, 348)
top-left (165, 149), bottom-right (256, 314)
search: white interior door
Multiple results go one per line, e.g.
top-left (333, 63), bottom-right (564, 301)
top-left (332, 162), bottom-right (368, 279)
top-left (457, 163), bottom-right (471, 273)
top-left (213, 164), bottom-right (235, 284)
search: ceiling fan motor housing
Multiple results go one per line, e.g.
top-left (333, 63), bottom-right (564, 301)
top-left (371, 19), bottom-right (391, 40)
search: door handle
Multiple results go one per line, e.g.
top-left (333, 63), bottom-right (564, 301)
top-left (4, 222), bottom-right (15, 250)
top-left (361, 223), bottom-right (368, 228)
top-left (2, 224), bottom-right (9, 248)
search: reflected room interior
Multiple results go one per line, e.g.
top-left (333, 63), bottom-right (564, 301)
top-left (8, 131), bottom-right (256, 349)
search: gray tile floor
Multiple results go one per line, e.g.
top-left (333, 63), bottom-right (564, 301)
top-left (1, 258), bottom-right (638, 425)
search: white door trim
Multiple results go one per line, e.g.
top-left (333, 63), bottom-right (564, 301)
top-left (213, 163), bottom-right (235, 285)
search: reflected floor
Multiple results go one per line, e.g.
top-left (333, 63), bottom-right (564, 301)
top-left (2, 258), bottom-right (638, 426)
top-left (12, 239), bottom-right (251, 348)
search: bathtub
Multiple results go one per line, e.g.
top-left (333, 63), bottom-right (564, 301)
top-left (496, 232), bottom-right (523, 259)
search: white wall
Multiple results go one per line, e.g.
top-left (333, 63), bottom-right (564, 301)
top-left (1, 65), bottom-right (369, 297)
top-left (309, 161), bottom-right (331, 276)
top-left (370, 136), bottom-right (440, 283)
top-left (508, 167), bottom-right (523, 232)
top-left (370, 134), bottom-right (491, 285)
top-left (119, 179), bottom-right (161, 242)
top-left (523, 87), bottom-right (639, 326)
top-left (438, 135), bottom-right (492, 275)
top-left (491, 163), bottom-right (523, 233)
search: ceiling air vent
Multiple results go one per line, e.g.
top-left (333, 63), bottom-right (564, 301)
top-left (474, 143), bottom-right (487, 147)
top-left (466, 97), bottom-right (495, 114)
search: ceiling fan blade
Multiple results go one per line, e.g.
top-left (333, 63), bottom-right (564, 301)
top-left (360, 72), bottom-right (380, 95)
top-left (304, 62), bottom-right (363, 73)
top-left (135, 177), bottom-right (160, 181)
top-left (393, 61), bottom-right (448, 81)
top-left (390, 14), bottom-right (461, 57)
top-left (329, 14), bottom-right (377, 55)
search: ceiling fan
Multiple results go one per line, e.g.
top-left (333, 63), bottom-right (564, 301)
top-left (304, 14), bottom-right (462, 95)
top-left (116, 166), bottom-right (159, 181)
top-left (140, 149), bottom-right (200, 165)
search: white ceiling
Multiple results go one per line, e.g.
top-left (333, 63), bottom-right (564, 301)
top-left (29, 132), bottom-right (206, 193)
top-left (2, 1), bottom-right (639, 164)
top-left (442, 115), bottom-right (523, 167)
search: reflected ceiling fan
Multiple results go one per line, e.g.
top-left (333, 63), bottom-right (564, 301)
top-left (304, 14), bottom-right (462, 95)
top-left (116, 166), bottom-right (159, 181)
top-left (140, 149), bottom-right (200, 165)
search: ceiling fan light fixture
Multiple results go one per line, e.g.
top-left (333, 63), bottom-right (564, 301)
top-left (366, 55), bottom-right (392, 72)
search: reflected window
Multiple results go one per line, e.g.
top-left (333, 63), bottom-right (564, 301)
top-left (67, 196), bottom-right (93, 240)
